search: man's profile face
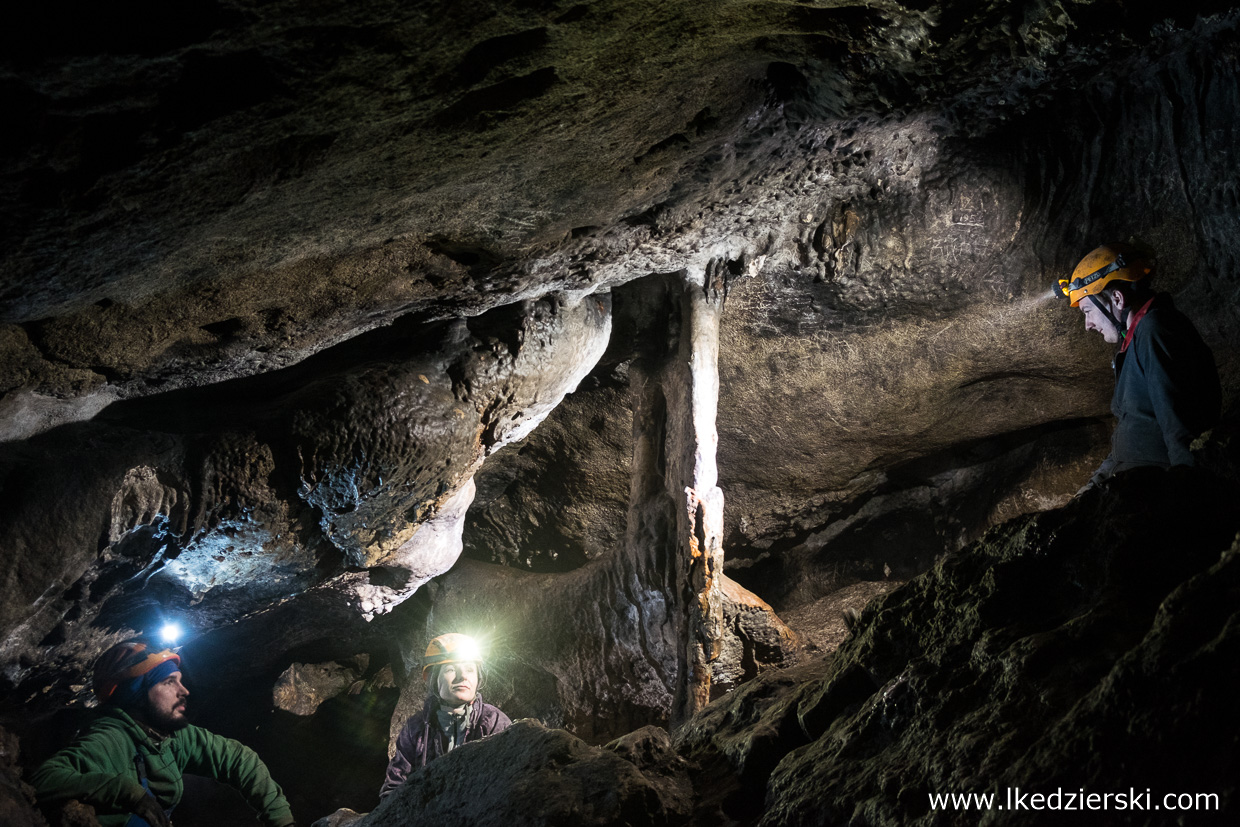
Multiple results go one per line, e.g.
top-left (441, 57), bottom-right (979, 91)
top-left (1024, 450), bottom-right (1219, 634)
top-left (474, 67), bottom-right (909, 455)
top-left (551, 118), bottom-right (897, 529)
top-left (436, 662), bottom-right (479, 708)
top-left (143, 671), bottom-right (190, 732)
top-left (1080, 297), bottom-right (1123, 344)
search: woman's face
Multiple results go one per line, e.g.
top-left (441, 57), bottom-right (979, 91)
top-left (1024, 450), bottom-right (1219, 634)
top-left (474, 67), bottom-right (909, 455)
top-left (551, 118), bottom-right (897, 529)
top-left (436, 661), bottom-right (479, 707)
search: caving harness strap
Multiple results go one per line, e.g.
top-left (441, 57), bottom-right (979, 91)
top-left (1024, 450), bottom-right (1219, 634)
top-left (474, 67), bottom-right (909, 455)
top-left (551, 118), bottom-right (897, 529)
top-left (1112, 295), bottom-right (1157, 376)
top-left (126, 750), bottom-right (175, 827)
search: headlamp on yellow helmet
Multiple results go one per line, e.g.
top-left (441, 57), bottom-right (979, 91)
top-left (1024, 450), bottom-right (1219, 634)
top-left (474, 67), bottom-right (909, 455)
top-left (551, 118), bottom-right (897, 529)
top-left (1058, 243), bottom-right (1153, 307)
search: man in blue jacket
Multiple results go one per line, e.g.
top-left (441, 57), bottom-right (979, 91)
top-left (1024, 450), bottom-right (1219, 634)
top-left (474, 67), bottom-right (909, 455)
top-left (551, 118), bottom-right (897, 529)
top-left (379, 633), bottom-right (511, 799)
top-left (1058, 242), bottom-right (1222, 489)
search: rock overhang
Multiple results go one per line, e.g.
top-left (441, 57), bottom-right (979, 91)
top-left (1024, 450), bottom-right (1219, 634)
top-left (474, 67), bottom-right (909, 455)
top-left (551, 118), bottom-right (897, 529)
top-left (1, 0), bottom-right (1239, 755)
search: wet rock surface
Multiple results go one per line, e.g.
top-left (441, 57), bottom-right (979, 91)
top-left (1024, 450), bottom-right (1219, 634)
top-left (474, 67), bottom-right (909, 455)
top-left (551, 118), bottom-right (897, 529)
top-left (679, 466), bottom-right (1240, 825)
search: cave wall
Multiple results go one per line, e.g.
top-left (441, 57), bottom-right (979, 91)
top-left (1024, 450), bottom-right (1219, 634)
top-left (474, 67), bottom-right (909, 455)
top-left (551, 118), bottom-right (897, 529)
top-left (459, 13), bottom-right (1240, 626)
top-left (3, 3), bottom-right (1240, 824)
top-left (0, 294), bottom-right (610, 706)
top-left (249, 464), bottom-right (1240, 827)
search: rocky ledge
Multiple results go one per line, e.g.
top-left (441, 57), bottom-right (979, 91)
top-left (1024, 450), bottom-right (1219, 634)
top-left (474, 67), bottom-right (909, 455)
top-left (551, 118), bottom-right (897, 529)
top-left (240, 460), bottom-right (1240, 827)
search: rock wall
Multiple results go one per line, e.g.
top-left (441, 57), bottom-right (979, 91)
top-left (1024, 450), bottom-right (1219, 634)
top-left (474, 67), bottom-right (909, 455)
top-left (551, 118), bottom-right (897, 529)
top-left (301, 461), bottom-right (1240, 827)
top-left (3, 5), bottom-right (1240, 825)
top-left (0, 293), bottom-right (610, 706)
top-left (682, 464), bottom-right (1240, 826)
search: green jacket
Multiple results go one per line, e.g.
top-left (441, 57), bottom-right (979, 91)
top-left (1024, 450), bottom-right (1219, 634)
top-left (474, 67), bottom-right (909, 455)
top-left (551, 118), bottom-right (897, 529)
top-left (31, 707), bottom-right (294, 827)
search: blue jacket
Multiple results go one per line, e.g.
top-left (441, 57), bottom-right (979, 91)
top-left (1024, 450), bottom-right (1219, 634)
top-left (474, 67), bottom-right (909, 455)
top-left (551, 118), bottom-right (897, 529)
top-left (1097, 293), bottom-right (1220, 480)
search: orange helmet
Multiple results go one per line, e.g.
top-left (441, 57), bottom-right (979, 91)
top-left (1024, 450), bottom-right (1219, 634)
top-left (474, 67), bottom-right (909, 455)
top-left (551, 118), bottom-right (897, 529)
top-left (1057, 243), bottom-right (1153, 307)
top-left (93, 641), bottom-right (181, 705)
top-left (421, 633), bottom-right (483, 680)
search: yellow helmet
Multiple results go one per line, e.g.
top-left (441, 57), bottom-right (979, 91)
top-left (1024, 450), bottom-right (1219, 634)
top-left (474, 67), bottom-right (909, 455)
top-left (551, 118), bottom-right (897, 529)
top-left (1057, 243), bottom-right (1153, 307)
top-left (422, 633), bottom-right (483, 680)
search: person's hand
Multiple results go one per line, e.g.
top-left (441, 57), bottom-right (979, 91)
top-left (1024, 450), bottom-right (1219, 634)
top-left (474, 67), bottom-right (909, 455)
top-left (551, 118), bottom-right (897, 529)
top-left (132, 794), bottom-right (171, 827)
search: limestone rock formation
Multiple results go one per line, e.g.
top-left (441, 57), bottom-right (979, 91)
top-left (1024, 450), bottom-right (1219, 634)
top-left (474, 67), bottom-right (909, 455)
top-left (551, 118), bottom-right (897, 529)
top-left (678, 466), bottom-right (1240, 825)
top-left (1, 292), bottom-right (610, 700)
top-left (364, 719), bottom-right (691, 827)
top-left (713, 573), bottom-right (800, 693)
top-left (321, 464), bottom-right (1240, 826)
top-left (272, 658), bottom-right (366, 717)
top-left (3, 1), bottom-right (1240, 824)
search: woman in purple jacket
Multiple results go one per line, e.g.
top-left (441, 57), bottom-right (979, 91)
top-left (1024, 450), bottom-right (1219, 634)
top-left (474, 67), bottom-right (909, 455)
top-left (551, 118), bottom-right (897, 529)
top-left (379, 633), bottom-right (512, 799)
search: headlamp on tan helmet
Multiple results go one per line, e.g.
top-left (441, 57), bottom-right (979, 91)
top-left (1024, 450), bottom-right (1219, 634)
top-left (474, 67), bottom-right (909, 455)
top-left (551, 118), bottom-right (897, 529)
top-left (422, 633), bottom-right (483, 680)
top-left (1057, 243), bottom-right (1153, 307)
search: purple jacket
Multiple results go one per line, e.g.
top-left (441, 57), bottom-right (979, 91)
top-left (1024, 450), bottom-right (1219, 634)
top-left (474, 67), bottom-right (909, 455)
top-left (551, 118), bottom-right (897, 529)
top-left (379, 694), bottom-right (511, 799)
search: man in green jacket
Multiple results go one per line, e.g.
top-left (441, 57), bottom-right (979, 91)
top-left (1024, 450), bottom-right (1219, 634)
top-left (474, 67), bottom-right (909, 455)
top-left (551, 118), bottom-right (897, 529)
top-left (32, 641), bottom-right (295, 827)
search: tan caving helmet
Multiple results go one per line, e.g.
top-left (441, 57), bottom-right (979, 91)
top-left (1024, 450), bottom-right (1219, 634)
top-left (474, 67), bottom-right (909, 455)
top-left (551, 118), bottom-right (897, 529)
top-left (93, 640), bottom-right (182, 706)
top-left (422, 633), bottom-right (483, 680)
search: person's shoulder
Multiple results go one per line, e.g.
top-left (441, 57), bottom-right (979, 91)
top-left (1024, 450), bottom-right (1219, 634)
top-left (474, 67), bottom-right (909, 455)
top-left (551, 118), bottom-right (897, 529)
top-left (1139, 297), bottom-right (1202, 341)
top-left (54, 707), bottom-right (141, 757)
top-left (479, 701), bottom-right (512, 727)
top-left (169, 722), bottom-right (246, 755)
top-left (167, 723), bottom-right (256, 765)
top-left (79, 707), bottom-right (139, 739)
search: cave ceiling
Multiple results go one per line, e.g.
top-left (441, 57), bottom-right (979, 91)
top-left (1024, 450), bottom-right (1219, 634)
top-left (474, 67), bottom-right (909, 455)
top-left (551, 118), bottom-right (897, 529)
top-left (2, 0), bottom-right (1240, 730)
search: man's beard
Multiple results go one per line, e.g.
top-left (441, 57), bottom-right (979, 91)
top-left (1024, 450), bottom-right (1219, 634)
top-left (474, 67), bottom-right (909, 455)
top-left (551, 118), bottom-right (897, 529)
top-left (140, 698), bottom-right (190, 734)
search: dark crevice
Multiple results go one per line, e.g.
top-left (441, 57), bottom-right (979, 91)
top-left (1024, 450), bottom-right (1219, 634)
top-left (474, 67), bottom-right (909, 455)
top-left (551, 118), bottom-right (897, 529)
top-left (448, 28), bottom-right (550, 89)
top-left (725, 417), bottom-right (1110, 607)
top-left (163, 49), bottom-right (285, 133)
top-left (635, 133), bottom-right (690, 163)
top-left (436, 67), bottom-right (559, 127)
top-left (425, 237), bottom-right (502, 274)
top-left (955, 370), bottom-right (1057, 389)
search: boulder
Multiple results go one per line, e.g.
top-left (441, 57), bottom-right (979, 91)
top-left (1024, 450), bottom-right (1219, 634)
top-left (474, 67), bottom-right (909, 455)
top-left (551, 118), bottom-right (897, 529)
top-left (364, 720), bottom-right (688, 827)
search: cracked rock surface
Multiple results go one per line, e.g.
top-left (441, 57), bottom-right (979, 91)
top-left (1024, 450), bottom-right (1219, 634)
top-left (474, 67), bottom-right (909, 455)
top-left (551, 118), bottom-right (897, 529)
top-left (1, 293), bottom-right (610, 693)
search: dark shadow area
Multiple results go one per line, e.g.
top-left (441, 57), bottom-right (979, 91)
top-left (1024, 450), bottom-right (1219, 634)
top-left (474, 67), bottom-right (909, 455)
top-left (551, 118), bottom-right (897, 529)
top-left (727, 416), bottom-right (1108, 611)
top-left (2, 0), bottom-right (243, 65)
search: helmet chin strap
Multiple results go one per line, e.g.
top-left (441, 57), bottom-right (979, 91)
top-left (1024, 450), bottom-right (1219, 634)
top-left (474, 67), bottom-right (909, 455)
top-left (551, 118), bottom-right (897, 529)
top-left (1086, 294), bottom-right (1125, 337)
